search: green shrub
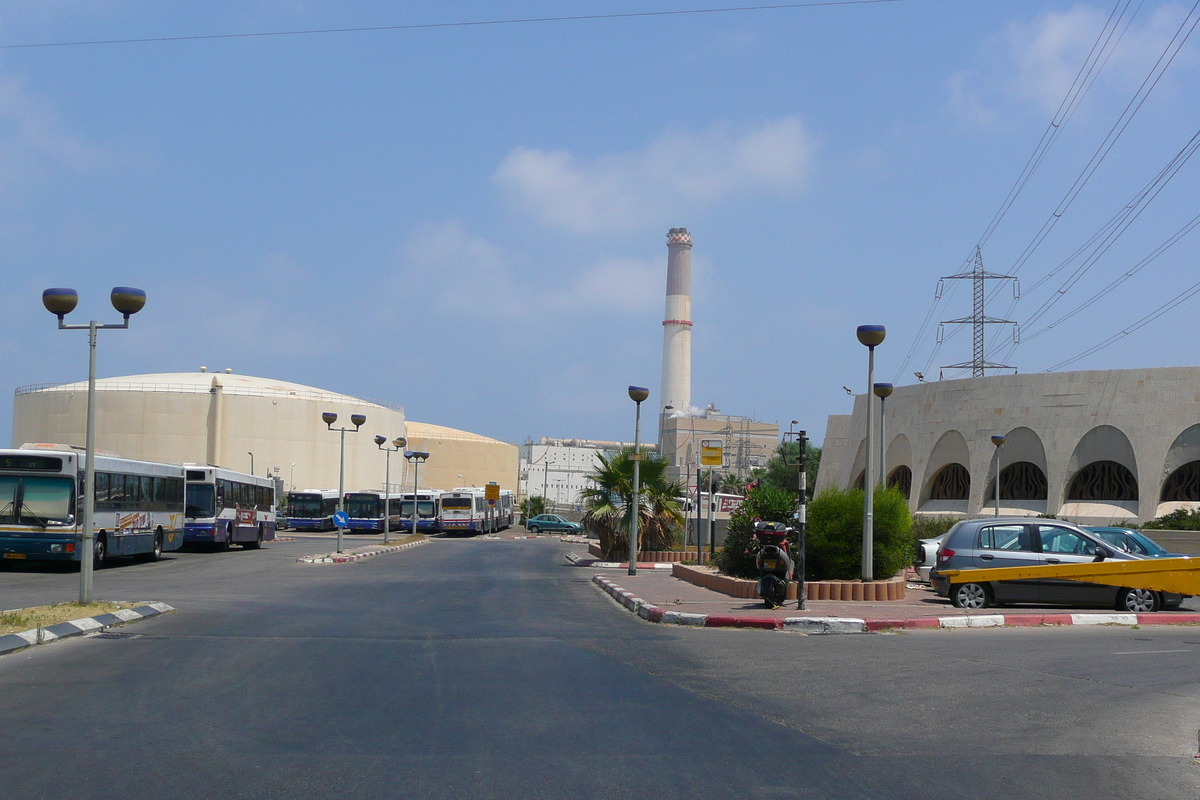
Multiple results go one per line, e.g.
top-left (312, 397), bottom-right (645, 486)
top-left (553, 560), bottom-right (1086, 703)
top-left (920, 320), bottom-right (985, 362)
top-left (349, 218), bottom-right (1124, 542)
top-left (1144, 508), bottom-right (1200, 530)
top-left (713, 485), bottom-right (797, 579)
top-left (910, 515), bottom-right (958, 541)
top-left (807, 486), bottom-right (913, 581)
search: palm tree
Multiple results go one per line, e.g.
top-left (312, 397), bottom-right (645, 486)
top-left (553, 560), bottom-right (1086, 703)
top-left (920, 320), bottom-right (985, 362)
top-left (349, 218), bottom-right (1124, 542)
top-left (519, 495), bottom-right (548, 525)
top-left (580, 446), bottom-right (685, 559)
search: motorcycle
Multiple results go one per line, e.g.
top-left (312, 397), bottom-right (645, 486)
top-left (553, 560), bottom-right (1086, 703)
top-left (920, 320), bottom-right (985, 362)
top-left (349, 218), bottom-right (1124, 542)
top-left (755, 521), bottom-right (794, 609)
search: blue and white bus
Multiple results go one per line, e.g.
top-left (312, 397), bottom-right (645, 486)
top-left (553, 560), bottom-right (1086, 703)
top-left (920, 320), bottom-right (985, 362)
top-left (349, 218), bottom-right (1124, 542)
top-left (0, 445), bottom-right (184, 566)
top-left (285, 489), bottom-right (339, 531)
top-left (439, 487), bottom-right (514, 535)
top-left (184, 466), bottom-right (276, 549)
top-left (344, 490), bottom-right (404, 533)
top-left (397, 490), bottom-right (441, 534)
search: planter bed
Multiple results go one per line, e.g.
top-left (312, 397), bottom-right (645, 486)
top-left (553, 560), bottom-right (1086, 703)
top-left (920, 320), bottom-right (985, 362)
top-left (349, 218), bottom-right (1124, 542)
top-left (672, 563), bottom-right (906, 601)
top-left (587, 542), bottom-right (713, 564)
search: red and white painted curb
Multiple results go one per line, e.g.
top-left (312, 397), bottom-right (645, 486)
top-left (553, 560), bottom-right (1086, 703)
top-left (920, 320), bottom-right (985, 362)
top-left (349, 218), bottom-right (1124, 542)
top-left (570, 553), bottom-right (674, 570)
top-left (592, 575), bottom-right (1200, 633)
top-left (298, 538), bottom-right (430, 564)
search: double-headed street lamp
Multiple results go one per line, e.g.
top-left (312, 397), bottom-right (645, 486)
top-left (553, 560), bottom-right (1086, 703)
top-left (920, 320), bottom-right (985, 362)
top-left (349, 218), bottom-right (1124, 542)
top-left (627, 386), bottom-right (649, 576)
top-left (323, 411), bottom-right (365, 554)
top-left (991, 434), bottom-right (1007, 517)
top-left (375, 435), bottom-right (406, 544)
top-left (856, 324), bottom-right (885, 582)
top-left (873, 382), bottom-right (893, 488)
top-left (43, 287), bottom-right (146, 604)
top-left (404, 450), bottom-right (430, 536)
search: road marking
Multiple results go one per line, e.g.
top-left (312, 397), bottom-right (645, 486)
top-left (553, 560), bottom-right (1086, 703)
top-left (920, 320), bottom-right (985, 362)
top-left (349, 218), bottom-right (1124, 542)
top-left (1111, 649), bottom-right (1192, 655)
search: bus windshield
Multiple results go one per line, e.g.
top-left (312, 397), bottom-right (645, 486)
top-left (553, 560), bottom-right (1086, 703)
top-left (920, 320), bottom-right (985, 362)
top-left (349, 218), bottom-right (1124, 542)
top-left (399, 500), bottom-right (437, 518)
top-left (186, 484), bottom-right (216, 518)
top-left (0, 475), bottom-right (17, 524)
top-left (345, 495), bottom-right (380, 518)
top-left (18, 476), bottom-right (74, 524)
top-left (289, 496), bottom-right (325, 517)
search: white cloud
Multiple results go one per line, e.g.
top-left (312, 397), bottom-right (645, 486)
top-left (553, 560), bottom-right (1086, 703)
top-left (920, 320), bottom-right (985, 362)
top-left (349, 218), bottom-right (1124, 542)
top-left (492, 117), bottom-right (815, 234)
top-left (398, 222), bottom-right (662, 317)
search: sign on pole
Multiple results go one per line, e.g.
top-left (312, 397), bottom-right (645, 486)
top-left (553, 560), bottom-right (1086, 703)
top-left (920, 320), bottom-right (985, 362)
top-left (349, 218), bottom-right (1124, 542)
top-left (700, 439), bottom-right (724, 467)
top-left (485, 482), bottom-right (499, 506)
top-left (333, 510), bottom-right (349, 528)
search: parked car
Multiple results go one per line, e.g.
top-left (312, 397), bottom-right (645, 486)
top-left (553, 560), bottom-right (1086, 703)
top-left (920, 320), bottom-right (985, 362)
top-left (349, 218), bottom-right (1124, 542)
top-left (525, 514), bottom-right (581, 534)
top-left (913, 530), bottom-right (953, 582)
top-left (1084, 526), bottom-right (1188, 559)
top-left (276, 515), bottom-right (289, 531)
top-left (929, 517), bottom-right (1184, 612)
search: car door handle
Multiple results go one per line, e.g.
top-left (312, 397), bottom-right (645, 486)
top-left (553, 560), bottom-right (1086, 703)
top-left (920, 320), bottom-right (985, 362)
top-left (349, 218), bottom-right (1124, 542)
top-left (1046, 558), bottom-right (1061, 564)
top-left (979, 554), bottom-right (994, 561)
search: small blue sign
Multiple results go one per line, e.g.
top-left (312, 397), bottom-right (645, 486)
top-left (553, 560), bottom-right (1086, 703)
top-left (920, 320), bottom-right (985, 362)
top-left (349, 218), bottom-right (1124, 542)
top-left (333, 511), bottom-right (349, 528)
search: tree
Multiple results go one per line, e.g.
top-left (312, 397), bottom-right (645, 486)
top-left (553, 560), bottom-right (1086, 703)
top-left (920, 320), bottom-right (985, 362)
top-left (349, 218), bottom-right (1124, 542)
top-left (519, 495), bottom-right (548, 525)
top-left (806, 486), bottom-right (912, 581)
top-left (580, 447), bottom-right (685, 559)
top-left (748, 441), bottom-right (822, 499)
top-left (713, 484), bottom-right (798, 579)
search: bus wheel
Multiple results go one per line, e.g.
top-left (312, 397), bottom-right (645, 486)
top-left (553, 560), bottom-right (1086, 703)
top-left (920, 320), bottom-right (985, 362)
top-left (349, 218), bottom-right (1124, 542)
top-left (221, 524), bottom-right (233, 552)
top-left (144, 529), bottom-right (163, 562)
top-left (246, 525), bottom-right (263, 550)
top-left (93, 533), bottom-right (107, 569)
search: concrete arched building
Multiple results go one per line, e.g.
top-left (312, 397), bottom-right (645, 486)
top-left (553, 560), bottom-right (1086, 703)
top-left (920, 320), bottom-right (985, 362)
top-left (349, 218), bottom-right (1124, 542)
top-left (11, 371), bottom-right (517, 496)
top-left (815, 367), bottom-right (1200, 524)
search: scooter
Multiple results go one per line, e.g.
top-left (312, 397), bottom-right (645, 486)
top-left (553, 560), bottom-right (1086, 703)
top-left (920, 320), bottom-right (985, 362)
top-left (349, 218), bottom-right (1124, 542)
top-left (755, 521), bottom-right (794, 609)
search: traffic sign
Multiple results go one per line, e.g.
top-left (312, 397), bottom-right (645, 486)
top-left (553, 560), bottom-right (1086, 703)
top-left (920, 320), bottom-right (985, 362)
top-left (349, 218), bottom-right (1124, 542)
top-left (333, 510), bottom-right (349, 528)
top-left (485, 483), bottom-right (500, 501)
top-left (700, 439), bottom-right (724, 466)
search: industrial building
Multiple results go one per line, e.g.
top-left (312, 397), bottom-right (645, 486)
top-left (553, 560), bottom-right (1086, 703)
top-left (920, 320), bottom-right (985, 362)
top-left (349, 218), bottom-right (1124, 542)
top-left (658, 405), bottom-right (779, 482)
top-left (518, 438), bottom-right (656, 510)
top-left (815, 367), bottom-right (1200, 524)
top-left (12, 371), bottom-right (518, 496)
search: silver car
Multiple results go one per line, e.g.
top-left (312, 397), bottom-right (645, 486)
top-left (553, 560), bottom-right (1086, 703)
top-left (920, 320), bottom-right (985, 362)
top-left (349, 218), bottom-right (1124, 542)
top-left (929, 518), bottom-right (1183, 612)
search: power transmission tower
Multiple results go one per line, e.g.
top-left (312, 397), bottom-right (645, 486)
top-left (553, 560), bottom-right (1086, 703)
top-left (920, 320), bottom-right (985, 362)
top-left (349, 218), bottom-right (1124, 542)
top-left (938, 248), bottom-right (1019, 378)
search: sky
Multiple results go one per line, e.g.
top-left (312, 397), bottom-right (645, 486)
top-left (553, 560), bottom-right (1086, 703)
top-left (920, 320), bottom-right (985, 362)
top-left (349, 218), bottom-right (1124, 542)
top-left (1, 1), bottom-right (1198, 449)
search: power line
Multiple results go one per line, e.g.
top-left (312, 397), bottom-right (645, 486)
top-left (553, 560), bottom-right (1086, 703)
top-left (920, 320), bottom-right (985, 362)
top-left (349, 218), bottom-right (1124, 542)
top-left (0, 1), bottom-right (909, 50)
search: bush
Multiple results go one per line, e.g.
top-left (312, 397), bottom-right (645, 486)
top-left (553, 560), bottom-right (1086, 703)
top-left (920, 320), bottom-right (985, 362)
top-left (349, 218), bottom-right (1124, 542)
top-left (807, 487), bottom-right (913, 581)
top-left (713, 485), bottom-right (797, 579)
top-left (910, 515), bottom-right (958, 541)
top-left (1144, 508), bottom-right (1200, 530)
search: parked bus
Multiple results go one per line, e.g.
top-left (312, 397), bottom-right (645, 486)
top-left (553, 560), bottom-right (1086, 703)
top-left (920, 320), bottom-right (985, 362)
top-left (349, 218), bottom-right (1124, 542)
top-left (184, 465), bottom-right (276, 549)
top-left (439, 487), bottom-right (513, 535)
top-left (0, 445), bottom-right (184, 566)
top-left (344, 490), bottom-right (404, 533)
top-left (397, 490), bottom-right (441, 534)
top-left (285, 489), bottom-right (339, 531)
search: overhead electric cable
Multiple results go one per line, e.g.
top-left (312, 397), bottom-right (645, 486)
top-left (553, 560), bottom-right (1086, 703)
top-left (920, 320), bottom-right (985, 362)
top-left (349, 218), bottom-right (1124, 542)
top-left (0, 1), bottom-right (908, 50)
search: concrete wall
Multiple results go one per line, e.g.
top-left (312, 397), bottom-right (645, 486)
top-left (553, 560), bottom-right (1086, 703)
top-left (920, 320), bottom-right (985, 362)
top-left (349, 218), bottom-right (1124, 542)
top-left (815, 367), bottom-right (1200, 525)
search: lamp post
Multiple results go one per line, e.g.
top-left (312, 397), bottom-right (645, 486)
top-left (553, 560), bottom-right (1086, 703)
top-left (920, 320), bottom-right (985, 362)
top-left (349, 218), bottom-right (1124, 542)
top-left (42, 287), bottom-right (146, 604)
top-left (375, 435), bottom-right (406, 543)
top-left (991, 434), bottom-right (1006, 517)
top-left (627, 386), bottom-right (649, 576)
top-left (856, 324), bottom-right (886, 582)
top-left (289, 463), bottom-right (295, 492)
top-left (323, 411), bottom-right (365, 554)
top-left (405, 450), bottom-right (430, 537)
top-left (248, 451), bottom-right (255, 475)
top-left (873, 383), bottom-right (893, 488)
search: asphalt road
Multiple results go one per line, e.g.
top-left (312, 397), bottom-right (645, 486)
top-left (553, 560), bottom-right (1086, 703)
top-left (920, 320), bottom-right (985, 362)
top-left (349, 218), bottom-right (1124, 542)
top-left (2, 537), bottom-right (1199, 799)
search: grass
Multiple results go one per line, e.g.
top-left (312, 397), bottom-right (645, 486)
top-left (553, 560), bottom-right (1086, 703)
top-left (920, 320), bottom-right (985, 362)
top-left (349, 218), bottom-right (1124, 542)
top-left (0, 601), bottom-right (136, 636)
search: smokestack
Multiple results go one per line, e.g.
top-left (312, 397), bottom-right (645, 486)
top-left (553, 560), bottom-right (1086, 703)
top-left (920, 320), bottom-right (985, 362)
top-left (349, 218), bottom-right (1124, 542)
top-left (660, 227), bottom-right (693, 418)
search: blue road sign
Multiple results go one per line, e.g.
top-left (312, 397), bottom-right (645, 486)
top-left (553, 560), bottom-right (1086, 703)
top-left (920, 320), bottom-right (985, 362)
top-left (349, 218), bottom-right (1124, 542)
top-left (333, 510), bottom-right (349, 528)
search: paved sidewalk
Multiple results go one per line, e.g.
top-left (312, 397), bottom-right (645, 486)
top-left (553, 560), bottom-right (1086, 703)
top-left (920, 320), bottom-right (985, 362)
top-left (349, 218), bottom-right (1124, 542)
top-left (585, 563), bottom-right (1200, 631)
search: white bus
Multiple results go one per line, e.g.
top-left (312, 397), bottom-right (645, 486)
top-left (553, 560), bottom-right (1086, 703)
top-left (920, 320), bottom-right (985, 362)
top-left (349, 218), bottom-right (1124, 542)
top-left (397, 490), bottom-right (441, 534)
top-left (344, 490), bottom-right (404, 533)
top-left (184, 465), bottom-right (276, 549)
top-left (0, 445), bottom-right (184, 566)
top-left (439, 487), bottom-right (513, 535)
top-left (285, 489), bottom-right (340, 531)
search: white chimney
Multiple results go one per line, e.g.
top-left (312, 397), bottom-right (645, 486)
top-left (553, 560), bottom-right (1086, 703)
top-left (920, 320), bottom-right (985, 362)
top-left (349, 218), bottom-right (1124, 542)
top-left (660, 228), bottom-right (692, 417)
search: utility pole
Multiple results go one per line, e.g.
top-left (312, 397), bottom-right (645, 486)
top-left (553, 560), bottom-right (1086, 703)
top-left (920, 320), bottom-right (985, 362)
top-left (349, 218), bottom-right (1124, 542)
top-left (939, 247), bottom-right (1019, 377)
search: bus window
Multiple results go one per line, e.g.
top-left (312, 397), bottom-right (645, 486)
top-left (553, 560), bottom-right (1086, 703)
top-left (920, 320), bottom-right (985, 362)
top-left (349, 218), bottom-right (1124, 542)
top-left (21, 476), bottom-right (75, 523)
top-left (94, 472), bottom-right (110, 507)
top-left (0, 475), bottom-right (17, 523)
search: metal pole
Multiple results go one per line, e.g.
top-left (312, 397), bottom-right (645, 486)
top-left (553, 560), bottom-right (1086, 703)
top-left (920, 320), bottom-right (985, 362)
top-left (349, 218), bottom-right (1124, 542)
top-left (994, 444), bottom-right (1001, 517)
top-left (248, 452), bottom-right (254, 475)
top-left (629, 401), bottom-right (642, 576)
top-left (862, 345), bottom-right (876, 582)
top-left (696, 466), bottom-right (702, 564)
top-left (383, 450), bottom-right (391, 544)
top-left (411, 459), bottom-right (419, 537)
top-left (543, 451), bottom-right (549, 507)
top-left (878, 396), bottom-right (886, 487)
top-left (337, 427), bottom-right (345, 554)
top-left (80, 320), bottom-right (98, 604)
top-left (797, 430), bottom-right (808, 610)
top-left (707, 469), bottom-right (715, 559)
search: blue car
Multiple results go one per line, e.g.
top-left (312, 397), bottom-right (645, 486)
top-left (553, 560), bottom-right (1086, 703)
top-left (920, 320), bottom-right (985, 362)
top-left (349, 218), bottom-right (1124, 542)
top-left (1084, 527), bottom-right (1187, 559)
top-left (524, 515), bottom-right (581, 534)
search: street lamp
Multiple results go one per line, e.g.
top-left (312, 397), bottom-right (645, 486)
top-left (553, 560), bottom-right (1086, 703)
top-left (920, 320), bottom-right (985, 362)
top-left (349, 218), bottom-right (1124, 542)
top-left (375, 435), bottom-right (406, 543)
top-left (405, 450), bottom-right (431, 537)
top-left (856, 324), bottom-right (886, 582)
top-left (627, 386), bottom-right (649, 576)
top-left (42, 286), bottom-right (146, 604)
top-left (248, 451), bottom-right (255, 475)
top-left (323, 411), bottom-right (365, 554)
top-left (873, 383), bottom-right (893, 488)
top-left (991, 434), bottom-right (1006, 517)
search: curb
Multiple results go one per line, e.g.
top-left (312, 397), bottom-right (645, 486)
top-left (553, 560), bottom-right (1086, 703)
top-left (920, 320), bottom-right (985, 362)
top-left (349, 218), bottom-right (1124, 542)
top-left (297, 538), bottom-right (430, 564)
top-left (591, 575), bottom-right (1200, 633)
top-left (0, 602), bottom-right (176, 657)
top-left (569, 553), bottom-right (674, 570)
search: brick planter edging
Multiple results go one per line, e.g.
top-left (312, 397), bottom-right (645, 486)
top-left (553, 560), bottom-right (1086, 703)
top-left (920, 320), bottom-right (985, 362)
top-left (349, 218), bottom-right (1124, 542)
top-left (0, 602), bottom-right (175, 657)
top-left (587, 542), bottom-right (712, 564)
top-left (671, 563), bottom-right (906, 601)
top-left (297, 538), bottom-right (430, 564)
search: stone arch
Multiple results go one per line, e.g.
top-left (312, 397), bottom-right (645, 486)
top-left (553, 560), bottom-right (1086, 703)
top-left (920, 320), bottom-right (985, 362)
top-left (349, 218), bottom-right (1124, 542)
top-left (887, 465), bottom-right (912, 499)
top-left (846, 438), bottom-right (867, 491)
top-left (1060, 425), bottom-right (1139, 519)
top-left (1157, 424), bottom-right (1200, 516)
top-left (919, 430), bottom-right (970, 513)
top-left (982, 427), bottom-right (1048, 515)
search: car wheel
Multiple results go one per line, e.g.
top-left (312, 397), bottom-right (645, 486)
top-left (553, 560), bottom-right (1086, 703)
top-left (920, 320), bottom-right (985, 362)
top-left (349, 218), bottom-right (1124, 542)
top-left (950, 582), bottom-right (990, 609)
top-left (529, 525), bottom-right (539, 534)
top-left (1117, 587), bottom-right (1160, 613)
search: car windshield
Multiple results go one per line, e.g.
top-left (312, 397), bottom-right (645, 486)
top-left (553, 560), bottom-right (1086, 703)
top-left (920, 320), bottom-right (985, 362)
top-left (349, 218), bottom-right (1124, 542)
top-left (186, 484), bottom-right (216, 518)
top-left (20, 476), bottom-right (74, 523)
